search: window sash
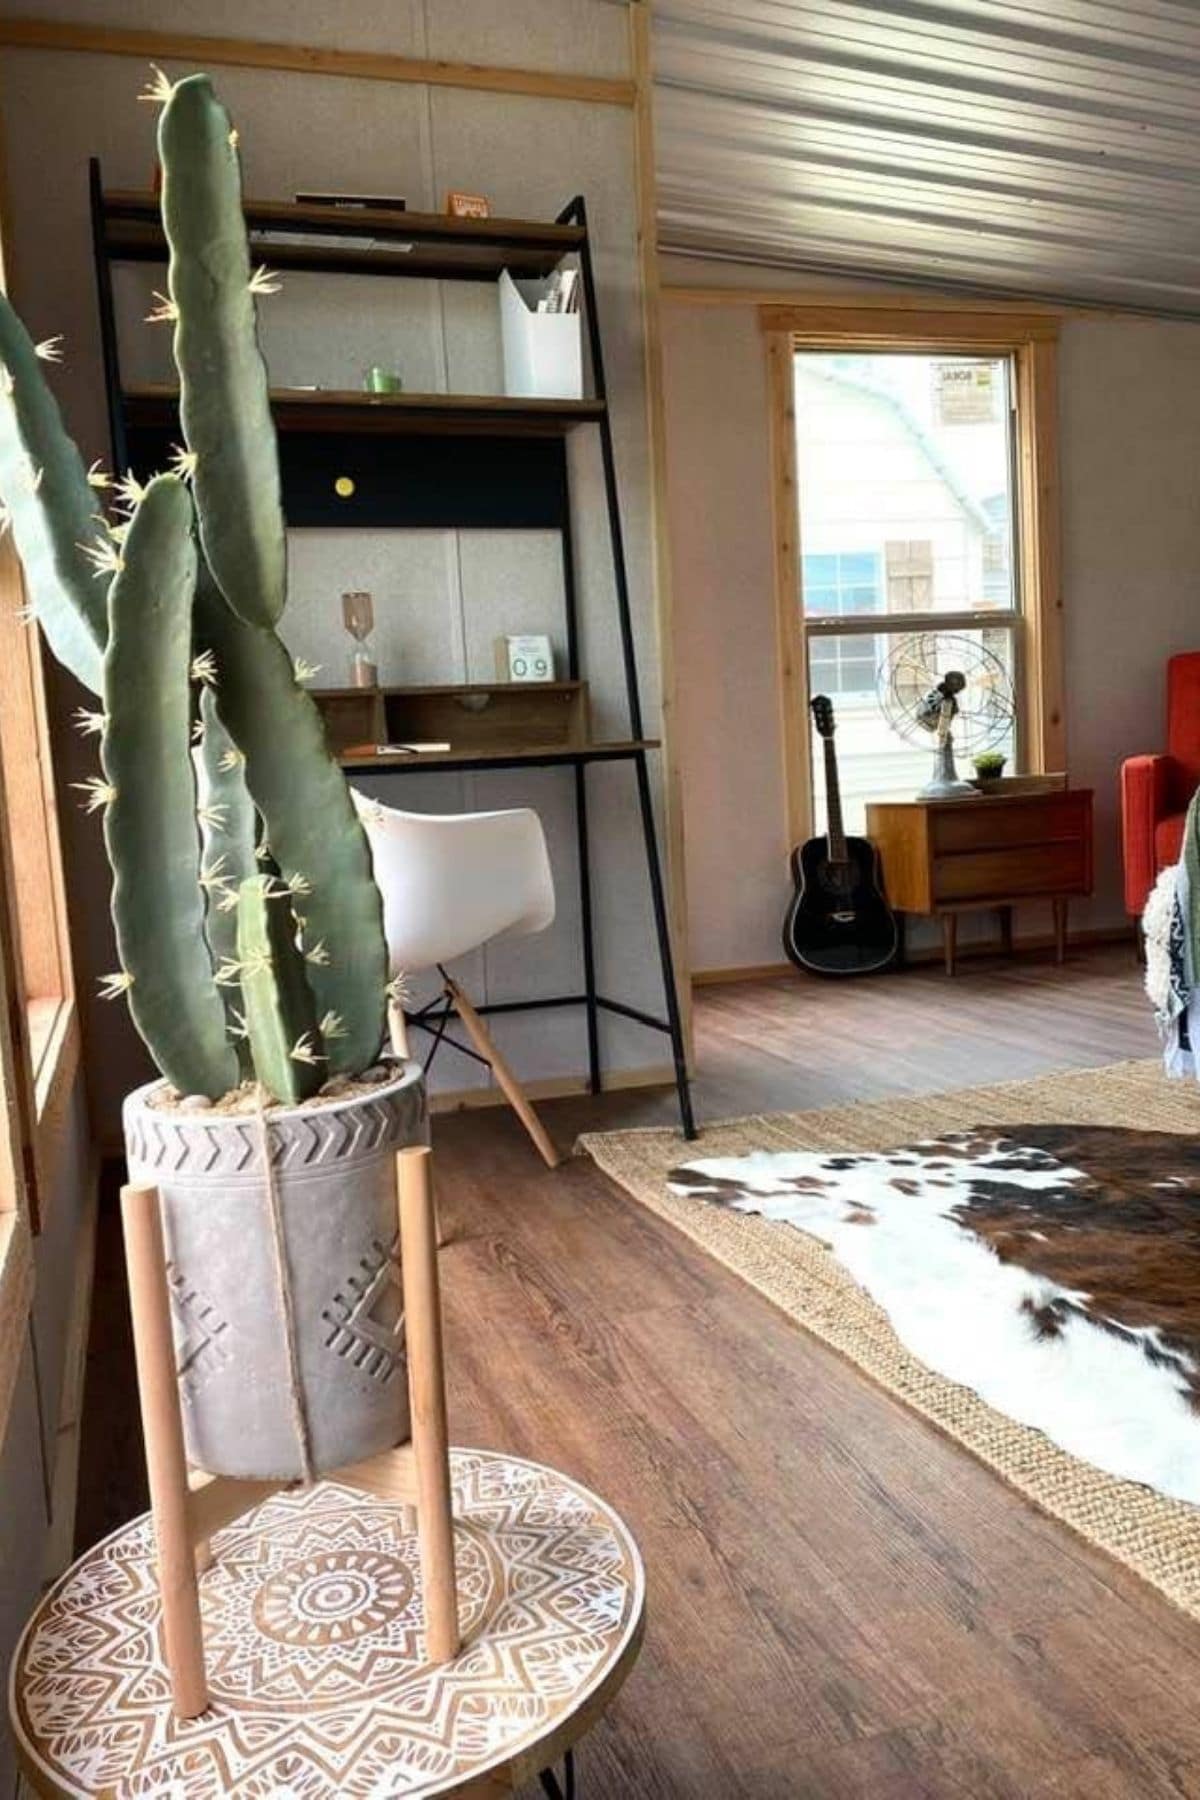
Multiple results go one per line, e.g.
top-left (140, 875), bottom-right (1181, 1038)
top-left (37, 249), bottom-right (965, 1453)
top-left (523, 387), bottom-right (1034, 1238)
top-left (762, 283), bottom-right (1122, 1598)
top-left (765, 311), bottom-right (1061, 857)
top-left (804, 607), bottom-right (1020, 638)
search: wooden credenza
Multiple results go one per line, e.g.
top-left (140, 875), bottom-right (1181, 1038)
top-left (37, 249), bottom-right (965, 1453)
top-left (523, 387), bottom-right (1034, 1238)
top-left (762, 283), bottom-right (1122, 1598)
top-left (865, 789), bottom-right (1094, 974)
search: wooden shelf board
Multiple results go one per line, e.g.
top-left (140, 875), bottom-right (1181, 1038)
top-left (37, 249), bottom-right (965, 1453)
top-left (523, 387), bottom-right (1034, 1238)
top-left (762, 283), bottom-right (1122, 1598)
top-left (102, 190), bottom-right (582, 281)
top-left (340, 739), bottom-right (658, 771)
top-left (123, 385), bottom-right (603, 438)
top-left (314, 680), bottom-right (585, 702)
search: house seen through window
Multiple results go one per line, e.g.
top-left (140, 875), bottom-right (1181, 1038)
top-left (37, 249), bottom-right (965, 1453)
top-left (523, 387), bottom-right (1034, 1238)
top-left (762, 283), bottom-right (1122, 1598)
top-left (795, 350), bottom-right (1020, 835)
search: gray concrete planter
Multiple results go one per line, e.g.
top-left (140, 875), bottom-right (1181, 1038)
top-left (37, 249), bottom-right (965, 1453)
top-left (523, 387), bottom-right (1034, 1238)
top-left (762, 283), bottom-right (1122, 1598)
top-left (122, 1061), bottom-right (428, 1481)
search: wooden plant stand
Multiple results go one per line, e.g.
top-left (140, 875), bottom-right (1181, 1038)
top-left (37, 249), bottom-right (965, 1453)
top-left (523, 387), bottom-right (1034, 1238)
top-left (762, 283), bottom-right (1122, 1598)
top-left (9, 1143), bottom-right (646, 1797)
top-left (122, 1143), bottom-right (459, 1720)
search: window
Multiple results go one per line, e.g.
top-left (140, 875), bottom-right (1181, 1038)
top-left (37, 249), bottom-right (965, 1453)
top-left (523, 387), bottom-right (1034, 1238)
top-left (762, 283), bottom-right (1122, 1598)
top-left (803, 552), bottom-right (883, 698)
top-left (765, 312), bottom-right (1062, 852)
top-left (803, 550), bottom-right (883, 619)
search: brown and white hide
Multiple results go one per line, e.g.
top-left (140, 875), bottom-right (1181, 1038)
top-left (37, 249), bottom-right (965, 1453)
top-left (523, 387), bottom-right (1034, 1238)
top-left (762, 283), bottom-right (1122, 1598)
top-left (669, 1126), bottom-right (1200, 1504)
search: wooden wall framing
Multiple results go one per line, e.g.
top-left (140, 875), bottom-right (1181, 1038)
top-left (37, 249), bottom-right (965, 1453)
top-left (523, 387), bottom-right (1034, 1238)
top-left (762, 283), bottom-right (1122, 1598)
top-left (0, 18), bottom-right (636, 107)
top-left (762, 304), bottom-right (1065, 846)
top-left (629, 0), bottom-right (691, 1050)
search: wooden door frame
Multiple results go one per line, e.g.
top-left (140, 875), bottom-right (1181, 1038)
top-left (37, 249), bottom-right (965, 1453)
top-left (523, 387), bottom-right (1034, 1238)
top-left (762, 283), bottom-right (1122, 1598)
top-left (762, 304), bottom-right (1064, 846)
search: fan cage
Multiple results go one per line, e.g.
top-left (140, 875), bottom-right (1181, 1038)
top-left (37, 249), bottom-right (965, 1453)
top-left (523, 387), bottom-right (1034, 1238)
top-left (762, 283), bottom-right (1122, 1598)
top-left (877, 631), bottom-right (1015, 756)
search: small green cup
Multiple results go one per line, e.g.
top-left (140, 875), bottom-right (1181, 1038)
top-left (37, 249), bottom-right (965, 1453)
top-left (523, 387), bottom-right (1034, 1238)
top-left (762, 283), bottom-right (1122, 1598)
top-left (365, 366), bottom-right (403, 394)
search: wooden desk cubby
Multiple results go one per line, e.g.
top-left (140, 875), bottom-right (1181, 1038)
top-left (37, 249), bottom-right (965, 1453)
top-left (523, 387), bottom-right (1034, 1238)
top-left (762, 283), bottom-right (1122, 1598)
top-left (314, 679), bottom-right (589, 759)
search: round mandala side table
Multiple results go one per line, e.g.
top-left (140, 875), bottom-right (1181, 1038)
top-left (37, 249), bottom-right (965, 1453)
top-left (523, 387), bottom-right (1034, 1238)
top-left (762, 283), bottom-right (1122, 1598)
top-left (8, 1447), bottom-right (645, 1799)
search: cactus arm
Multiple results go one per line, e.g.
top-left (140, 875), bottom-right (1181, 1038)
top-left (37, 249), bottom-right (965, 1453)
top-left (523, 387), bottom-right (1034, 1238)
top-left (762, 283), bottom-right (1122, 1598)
top-left (101, 476), bottom-right (239, 1098)
top-left (195, 565), bottom-right (387, 1076)
top-left (193, 684), bottom-right (258, 1070)
top-left (0, 293), bottom-right (106, 692)
top-left (158, 74), bottom-right (286, 629)
top-left (236, 873), bottom-right (324, 1105)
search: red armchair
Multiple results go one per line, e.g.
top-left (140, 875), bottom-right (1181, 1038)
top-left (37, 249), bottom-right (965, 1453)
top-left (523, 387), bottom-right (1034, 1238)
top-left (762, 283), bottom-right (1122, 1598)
top-left (1121, 652), bottom-right (1200, 915)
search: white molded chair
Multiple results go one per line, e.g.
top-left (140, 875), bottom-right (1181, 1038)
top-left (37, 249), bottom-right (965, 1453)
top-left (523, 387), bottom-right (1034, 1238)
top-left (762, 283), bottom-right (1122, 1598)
top-left (354, 791), bottom-right (560, 1168)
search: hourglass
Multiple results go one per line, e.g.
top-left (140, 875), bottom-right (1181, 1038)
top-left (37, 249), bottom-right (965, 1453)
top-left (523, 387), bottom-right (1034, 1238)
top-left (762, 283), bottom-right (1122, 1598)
top-left (341, 590), bottom-right (378, 688)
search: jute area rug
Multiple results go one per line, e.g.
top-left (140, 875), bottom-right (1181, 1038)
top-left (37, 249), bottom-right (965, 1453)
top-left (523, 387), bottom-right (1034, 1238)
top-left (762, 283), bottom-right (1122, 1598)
top-left (578, 1058), bottom-right (1200, 1621)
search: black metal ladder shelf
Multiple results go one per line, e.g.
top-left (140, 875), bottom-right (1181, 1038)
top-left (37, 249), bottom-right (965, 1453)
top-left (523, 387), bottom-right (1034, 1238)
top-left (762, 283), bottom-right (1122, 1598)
top-left (89, 162), bottom-right (695, 1139)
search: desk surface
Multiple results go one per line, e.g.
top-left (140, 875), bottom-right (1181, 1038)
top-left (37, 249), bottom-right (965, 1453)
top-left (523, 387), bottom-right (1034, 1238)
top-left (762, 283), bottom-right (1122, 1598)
top-left (11, 1448), bottom-right (645, 1799)
top-left (342, 738), bottom-right (659, 771)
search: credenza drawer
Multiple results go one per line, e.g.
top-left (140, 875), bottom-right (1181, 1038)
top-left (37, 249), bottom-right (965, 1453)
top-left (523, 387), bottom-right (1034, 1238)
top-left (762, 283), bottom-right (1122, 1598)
top-left (932, 843), bottom-right (1089, 902)
top-left (931, 797), bottom-right (1087, 854)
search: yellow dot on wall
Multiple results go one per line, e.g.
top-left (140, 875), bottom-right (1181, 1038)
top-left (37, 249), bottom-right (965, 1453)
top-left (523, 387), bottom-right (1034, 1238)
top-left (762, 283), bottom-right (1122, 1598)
top-left (334, 475), bottom-right (356, 498)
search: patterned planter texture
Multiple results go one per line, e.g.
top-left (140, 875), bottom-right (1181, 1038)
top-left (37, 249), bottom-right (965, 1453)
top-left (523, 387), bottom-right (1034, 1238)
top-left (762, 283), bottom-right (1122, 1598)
top-left (122, 1061), bottom-right (428, 1481)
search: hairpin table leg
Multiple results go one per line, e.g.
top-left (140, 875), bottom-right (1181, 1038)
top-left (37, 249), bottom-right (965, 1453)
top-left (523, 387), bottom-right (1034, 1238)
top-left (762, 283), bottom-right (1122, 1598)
top-left (539, 1748), bottom-right (577, 1799)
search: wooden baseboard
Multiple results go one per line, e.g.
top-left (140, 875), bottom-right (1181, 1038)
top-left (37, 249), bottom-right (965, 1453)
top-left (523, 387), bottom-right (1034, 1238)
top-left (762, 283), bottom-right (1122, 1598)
top-left (428, 1062), bottom-right (675, 1114)
top-left (693, 962), bottom-right (796, 987)
top-left (693, 925), bottom-right (1135, 988)
top-left (903, 921), bottom-right (1135, 967)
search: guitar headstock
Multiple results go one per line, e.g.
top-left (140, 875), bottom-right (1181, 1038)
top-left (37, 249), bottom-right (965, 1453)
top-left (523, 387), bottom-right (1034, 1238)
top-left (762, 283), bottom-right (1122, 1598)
top-left (810, 693), bottom-right (836, 738)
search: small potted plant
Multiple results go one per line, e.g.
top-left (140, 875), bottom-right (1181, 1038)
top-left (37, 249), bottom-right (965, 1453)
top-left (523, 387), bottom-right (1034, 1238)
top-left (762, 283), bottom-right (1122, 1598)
top-left (971, 751), bottom-right (1008, 790)
top-left (0, 72), bottom-right (425, 1483)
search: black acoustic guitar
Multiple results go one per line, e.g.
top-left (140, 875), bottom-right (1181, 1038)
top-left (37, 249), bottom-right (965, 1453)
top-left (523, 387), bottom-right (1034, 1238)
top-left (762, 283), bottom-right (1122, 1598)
top-left (783, 695), bottom-right (899, 977)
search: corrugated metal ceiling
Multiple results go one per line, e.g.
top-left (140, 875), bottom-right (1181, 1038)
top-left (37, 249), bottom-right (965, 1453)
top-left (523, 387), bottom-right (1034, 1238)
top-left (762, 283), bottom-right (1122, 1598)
top-left (652, 0), bottom-right (1200, 313)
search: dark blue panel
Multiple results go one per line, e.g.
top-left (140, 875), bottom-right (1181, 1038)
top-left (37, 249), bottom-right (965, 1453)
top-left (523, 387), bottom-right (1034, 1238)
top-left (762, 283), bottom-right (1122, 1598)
top-left (124, 426), bottom-right (569, 531)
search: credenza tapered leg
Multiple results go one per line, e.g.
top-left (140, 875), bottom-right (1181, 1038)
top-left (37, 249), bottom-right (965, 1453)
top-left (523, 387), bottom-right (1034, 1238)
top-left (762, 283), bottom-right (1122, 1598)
top-left (942, 913), bottom-right (958, 976)
top-left (999, 905), bottom-right (1014, 958)
top-left (1053, 898), bottom-right (1068, 964)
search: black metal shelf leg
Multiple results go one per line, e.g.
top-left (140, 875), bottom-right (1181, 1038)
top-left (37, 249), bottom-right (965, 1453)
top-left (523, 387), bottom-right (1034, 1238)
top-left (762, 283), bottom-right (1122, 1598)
top-left (89, 157), bottom-right (128, 476)
top-left (633, 751), bottom-right (695, 1139)
top-left (571, 196), bottom-right (645, 745)
top-left (574, 762), bottom-right (601, 1096)
top-left (539, 1747), bottom-right (577, 1800)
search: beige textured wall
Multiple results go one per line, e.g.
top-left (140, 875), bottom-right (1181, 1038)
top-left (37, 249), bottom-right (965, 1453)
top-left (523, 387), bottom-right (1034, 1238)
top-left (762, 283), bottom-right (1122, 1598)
top-left (661, 258), bottom-right (1200, 971)
top-left (661, 299), bottom-right (785, 973)
top-left (0, 1), bottom-right (672, 1132)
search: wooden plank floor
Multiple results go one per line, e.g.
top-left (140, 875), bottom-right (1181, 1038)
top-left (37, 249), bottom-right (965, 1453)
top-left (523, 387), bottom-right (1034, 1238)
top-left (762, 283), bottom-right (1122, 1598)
top-left (78, 944), bottom-right (1200, 1799)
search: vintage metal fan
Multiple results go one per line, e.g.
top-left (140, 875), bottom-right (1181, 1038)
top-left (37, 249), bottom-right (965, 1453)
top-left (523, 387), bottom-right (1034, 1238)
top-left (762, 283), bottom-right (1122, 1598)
top-left (878, 632), bottom-right (1015, 799)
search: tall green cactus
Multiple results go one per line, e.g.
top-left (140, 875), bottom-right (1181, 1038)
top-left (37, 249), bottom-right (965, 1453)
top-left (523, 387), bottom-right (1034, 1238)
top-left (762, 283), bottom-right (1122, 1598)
top-left (0, 302), bottom-right (106, 693)
top-left (100, 474), bottom-right (240, 1098)
top-left (159, 75), bottom-right (286, 630)
top-left (195, 566), bottom-right (388, 1078)
top-left (236, 873), bottom-right (325, 1107)
top-left (193, 684), bottom-right (258, 1071)
top-left (0, 68), bottom-right (390, 1106)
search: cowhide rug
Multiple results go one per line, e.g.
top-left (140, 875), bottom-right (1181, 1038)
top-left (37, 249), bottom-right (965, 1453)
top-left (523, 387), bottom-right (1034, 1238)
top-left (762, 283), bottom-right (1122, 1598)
top-left (668, 1124), bottom-right (1200, 1505)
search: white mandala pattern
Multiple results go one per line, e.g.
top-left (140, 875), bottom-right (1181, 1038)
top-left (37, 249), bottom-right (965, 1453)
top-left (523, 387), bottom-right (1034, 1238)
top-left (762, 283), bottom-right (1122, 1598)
top-left (11, 1450), bottom-right (644, 1799)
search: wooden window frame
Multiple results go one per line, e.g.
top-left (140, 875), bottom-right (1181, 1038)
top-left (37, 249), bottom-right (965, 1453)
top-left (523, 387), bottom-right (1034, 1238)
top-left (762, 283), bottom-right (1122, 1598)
top-left (0, 735), bottom-right (38, 1441)
top-left (763, 304), bottom-right (1064, 849)
top-left (0, 541), bottom-right (82, 1447)
top-left (0, 538), bottom-right (81, 1236)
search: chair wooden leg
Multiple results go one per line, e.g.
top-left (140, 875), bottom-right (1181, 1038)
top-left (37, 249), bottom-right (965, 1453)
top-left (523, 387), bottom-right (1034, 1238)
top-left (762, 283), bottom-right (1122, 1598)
top-left (121, 1184), bottom-right (209, 1720)
top-left (398, 1147), bottom-right (460, 1663)
top-left (389, 1002), bottom-right (450, 1241)
top-left (444, 978), bottom-right (561, 1168)
top-left (388, 998), bottom-right (410, 1061)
